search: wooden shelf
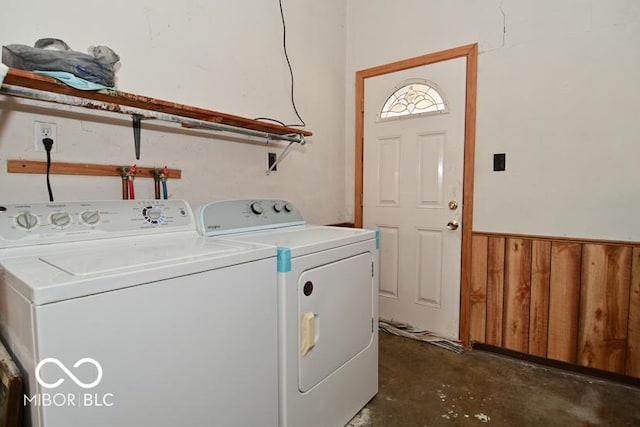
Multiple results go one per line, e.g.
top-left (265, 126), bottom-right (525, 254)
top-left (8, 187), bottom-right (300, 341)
top-left (1, 68), bottom-right (312, 138)
top-left (7, 160), bottom-right (182, 179)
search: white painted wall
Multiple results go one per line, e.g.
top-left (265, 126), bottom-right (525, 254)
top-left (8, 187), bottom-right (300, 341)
top-left (346, 0), bottom-right (640, 242)
top-left (0, 0), bottom-right (347, 225)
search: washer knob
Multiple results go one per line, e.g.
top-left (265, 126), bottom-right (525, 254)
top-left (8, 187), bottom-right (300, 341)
top-left (147, 209), bottom-right (162, 220)
top-left (284, 203), bottom-right (293, 213)
top-left (15, 211), bottom-right (39, 230)
top-left (49, 212), bottom-right (72, 228)
top-left (143, 206), bottom-right (166, 224)
top-left (250, 201), bottom-right (264, 215)
top-left (273, 202), bottom-right (283, 213)
top-left (80, 210), bottom-right (101, 226)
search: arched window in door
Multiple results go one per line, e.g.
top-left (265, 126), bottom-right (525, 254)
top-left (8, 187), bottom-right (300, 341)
top-left (380, 79), bottom-right (448, 120)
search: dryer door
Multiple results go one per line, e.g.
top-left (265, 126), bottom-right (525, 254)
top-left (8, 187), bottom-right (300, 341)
top-left (298, 252), bottom-right (374, 392)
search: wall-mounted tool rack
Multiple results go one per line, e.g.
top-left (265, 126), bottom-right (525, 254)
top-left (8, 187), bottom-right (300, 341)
top-left (0, 68), bottom-right (312, 162)
top-left (6, 160), bottom-right (181, 179)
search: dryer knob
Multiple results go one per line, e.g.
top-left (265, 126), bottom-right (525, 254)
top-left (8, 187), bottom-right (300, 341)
top-left (273, 202), bottom-right (283, 213)
top-left (284, 203), bottom-right (293, 213)
top-left (250, 202), bottom-right (264, 215)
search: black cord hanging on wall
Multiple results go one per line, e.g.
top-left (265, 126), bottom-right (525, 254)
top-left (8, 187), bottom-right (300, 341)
top-left (42, 137), bottom-right (55, 201)
top-left (255, 0), bottom-right (307, 128)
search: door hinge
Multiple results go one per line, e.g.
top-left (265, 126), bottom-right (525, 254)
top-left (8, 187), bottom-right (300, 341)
top-left (371, 262), bottom-right (374, 277)
top-left (372, 317), bottom-right (374, 333)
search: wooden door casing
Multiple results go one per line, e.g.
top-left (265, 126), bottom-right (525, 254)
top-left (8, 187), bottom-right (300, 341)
top-left (355, 44), bottom-right (478, 343)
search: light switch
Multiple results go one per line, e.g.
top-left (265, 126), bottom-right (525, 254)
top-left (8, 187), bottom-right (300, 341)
top-left (493, 153), bottom-right (506, 171)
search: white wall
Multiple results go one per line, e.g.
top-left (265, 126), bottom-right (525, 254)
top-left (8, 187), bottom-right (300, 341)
top-left (0, 0), bottom-right (347, 225)
top-left (346, 0), bottom-right (640, 242)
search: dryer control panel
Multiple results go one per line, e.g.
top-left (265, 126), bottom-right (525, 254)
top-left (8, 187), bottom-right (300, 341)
top-left (197, 199), bottom-right (305, 236)
top-left (0, 200), bottom-right (194, 247)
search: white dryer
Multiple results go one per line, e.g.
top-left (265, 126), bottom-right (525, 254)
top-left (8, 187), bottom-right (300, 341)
top-left (0, 200), bottom-right (279, 427)
top-left (197, 199), bottom-right (379, 427)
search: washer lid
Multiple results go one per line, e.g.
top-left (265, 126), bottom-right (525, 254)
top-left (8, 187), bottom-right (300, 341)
top-left (40, 238), bottom-right (239, 276)
top-left (1, 235), bottom-right (275, 305)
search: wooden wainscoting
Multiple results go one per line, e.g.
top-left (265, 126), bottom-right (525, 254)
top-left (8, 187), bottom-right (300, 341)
top-left (469, 232), bottom-right (640, 379)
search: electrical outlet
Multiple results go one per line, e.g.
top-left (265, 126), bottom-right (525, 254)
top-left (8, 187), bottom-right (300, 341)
top-left (34, 121), bottom-right (57, 152)
top-left (268, 152), bottom-right (277, 171)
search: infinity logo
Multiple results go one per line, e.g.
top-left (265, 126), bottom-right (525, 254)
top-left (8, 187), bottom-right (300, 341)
top-left (35, 358), bottom-right (103, 389)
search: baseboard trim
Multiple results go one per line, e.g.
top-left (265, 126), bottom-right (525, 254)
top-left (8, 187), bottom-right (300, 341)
top-left (472, 343), bottom-right (640, 388)
top-left (327, 222), bottom-right (355, 228)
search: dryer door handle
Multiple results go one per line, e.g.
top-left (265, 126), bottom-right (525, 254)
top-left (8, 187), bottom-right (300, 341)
top-left (300, 312), bottom-right (318, 356)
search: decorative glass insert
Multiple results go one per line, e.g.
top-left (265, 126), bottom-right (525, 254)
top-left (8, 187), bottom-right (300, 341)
top-left (380, 80), bottom-right (447, 119)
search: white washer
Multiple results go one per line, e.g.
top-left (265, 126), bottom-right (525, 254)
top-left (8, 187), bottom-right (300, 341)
top-left (197, 199), bottom-right (379, 427)
top-left (0, 200), bottom-right (279, 427)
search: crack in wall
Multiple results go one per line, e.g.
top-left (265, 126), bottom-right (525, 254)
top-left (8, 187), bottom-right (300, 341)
top-left (499, 0), bottom-right (506, 48)
top-left (479, 1), bottom-right (507, 55)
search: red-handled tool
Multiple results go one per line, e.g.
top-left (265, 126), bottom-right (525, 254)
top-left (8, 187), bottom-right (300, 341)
top-left (127, 164), bottom-right (137, 200)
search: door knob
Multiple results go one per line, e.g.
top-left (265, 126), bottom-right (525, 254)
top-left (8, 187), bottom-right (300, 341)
top-left (448, 200), bottom-right (458, 210)
top-left (447, 220), bottom-right (459, 230)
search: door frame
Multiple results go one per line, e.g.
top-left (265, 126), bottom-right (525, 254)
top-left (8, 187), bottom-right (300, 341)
top-left (354, 43), bottom-right (478, 345)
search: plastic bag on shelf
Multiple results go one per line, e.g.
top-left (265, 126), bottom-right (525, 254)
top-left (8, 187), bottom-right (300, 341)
top-left (2, 38), bottom-right (120, 87)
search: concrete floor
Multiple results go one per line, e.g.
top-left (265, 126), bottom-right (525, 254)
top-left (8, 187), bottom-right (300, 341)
top-left (351, 332), bottom-right (640, 426)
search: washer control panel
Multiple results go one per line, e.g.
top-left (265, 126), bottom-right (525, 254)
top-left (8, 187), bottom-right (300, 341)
top-left (198, 199), bottom-right (304, 236)
top-left (0, 200), bottom-right (194, 248)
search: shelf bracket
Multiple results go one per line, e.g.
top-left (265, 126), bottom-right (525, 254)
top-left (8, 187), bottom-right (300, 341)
top-left (266, 141), bottom-right (296, 175)
top-left (132, 114), bottom-right (143, 160)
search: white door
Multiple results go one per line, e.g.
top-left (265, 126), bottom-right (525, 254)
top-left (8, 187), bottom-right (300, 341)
top-left (363, 57), bottom-right (466, 339)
